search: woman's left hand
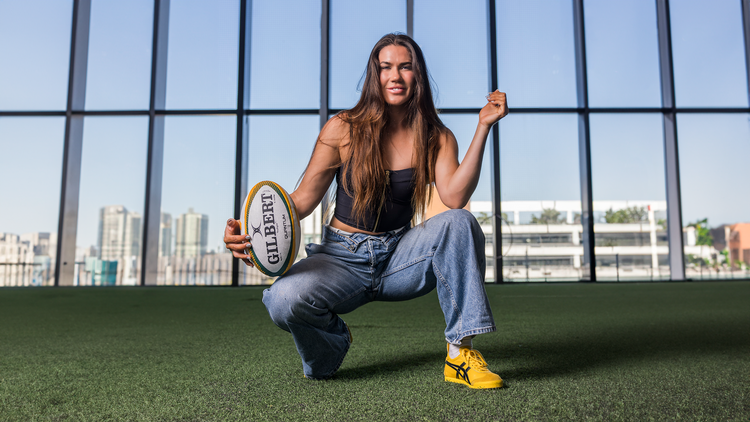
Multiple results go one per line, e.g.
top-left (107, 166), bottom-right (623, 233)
top-left (479, 90), bottom-right (508, 128)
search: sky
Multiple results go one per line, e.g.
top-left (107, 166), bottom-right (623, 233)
top-left (1, 0), bottom-right (749, 253)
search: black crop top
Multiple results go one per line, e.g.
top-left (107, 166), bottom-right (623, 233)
top-left (334, 166), bottom-right (415, 232)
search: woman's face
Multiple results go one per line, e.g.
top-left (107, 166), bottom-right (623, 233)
top-left (378, 45), bottom-right (415, 107)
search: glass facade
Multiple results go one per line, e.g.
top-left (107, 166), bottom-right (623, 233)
top-left (0, 117), bottom-right (66, 286)
top-left (500, 114), bottom-right (581, 281)
top-left (590, 114), bottom-right (669, 281)
top-left (678, 114), bottom-right (750, 279)
top-left (159, 116), bottom-right (235, 285)
top-left (1, 0), bottom-right (749, 286)
top-left (76, 117), bottom-right (149, 286)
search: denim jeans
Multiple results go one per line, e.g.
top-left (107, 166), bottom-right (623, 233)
top-left (261, 209), bottom-right (496, 379)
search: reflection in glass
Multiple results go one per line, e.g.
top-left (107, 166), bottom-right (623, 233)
top-left (75, 117), bottom-right (148, 286)
top-left (583, 0), bottom-right (661, 108)
top-left (165, 0), bottom-right (239, 110)
top-left (678, 114), bottom-right (750, 279)
top-left (160, 116), bottom-right (235, 285)
top-left (330, 0), bottom-right (406, 109)
top-left (0, 0), bottom-right (72, 110)
top-left (250, 0), bottom-right (320, 109)
top-left (438, 114), bottom-right (495, 281)
top-left (590, 114), bottom-right (669, 281)
top-left (414, 0), bottom-right (487, 109)
top-left (242, 115), bottom-right (321, 285)
top-left (496, 0), bottom-right (577, 108)
top-left (0, 117), bottom-right (66, 286)
top-left (670, 0), bottom-right (748, 107)
top-left (499, 114), bottom-right (581, 281)
top-left (85, 0), bottom-right (153, 110)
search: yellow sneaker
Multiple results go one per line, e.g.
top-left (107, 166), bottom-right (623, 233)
top-left (444, 344), bottom-right (503, 389)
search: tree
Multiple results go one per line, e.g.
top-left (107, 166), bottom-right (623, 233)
top-left (476, 212), bottom-right (508, 225)
top-left (530, 208), bottom-right (564, 225)
top-left (687, 218), bottom-right (713, 246)
top-left (604, 206), bottom-right (647, 224)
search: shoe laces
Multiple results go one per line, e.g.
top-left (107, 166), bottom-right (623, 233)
top-left (462, 348), bottom-right (489, 371)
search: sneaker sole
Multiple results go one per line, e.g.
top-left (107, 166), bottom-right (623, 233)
top-left (444, 376), bottom-right (503, 389)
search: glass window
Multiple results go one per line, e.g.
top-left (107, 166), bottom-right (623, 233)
top-left (165, 0), bottom-right (239, 110)
top-left (496, 0), bottom-right (578, 108)
top-left (670, 0), bottom-right (748, 107)
top-left (590, 114), bottom-right (669, 281)
top-left (330, 0), bottom-right (406, 110)
top-left (499, 114), bottom-right (582, 281)
top-left (678, 114), bottom-right (750, 279)
top-left (0, 0), bottom-right (73, 110)
top-left (249, 0), bottom-right (321, 109)
top-left (439, 114), bottom-right (495, 281)
top-left (0, 117), bottom-right (66, 286)
top-left (85, 0), bottom-right (154, 110)
top-left (583, 0), bottom-right (661, 108)
top-left (242, 115), bottom-right (321, 285)
top-left (159, 116), bottom-right (236, 285)
top-left (75, 117), bottom-right (148, 286)
top-left (414, 0), bottom-right (488, 109)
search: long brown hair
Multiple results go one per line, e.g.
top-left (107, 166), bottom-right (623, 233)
top-left (338, 33), bottom-right (446, 226)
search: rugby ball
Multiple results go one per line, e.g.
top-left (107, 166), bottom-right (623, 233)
top-left (241, 181), bottom-right (301, 277)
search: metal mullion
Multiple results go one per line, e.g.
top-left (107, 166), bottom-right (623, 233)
top-left (487, 0), bottom-right (502, 283)
top-left (0, 111), bottom-right (67, 117)
top-left (743, 0), bottom-right (750, 105)
top-left (232, 0), bottom-right (251, 287)
top-left (245, 109), bottom-right (319, 115)
top-left (55, 0), bottom-right (91, 286)
top-left (573, 0), bottom-right (595, 282)
top-left (436, 108), bottom-right (483, 114)
top-left (141, 0), bottom-right (170, 286)
top-left (156, 109), bottom-right (237, 115)
top-left (407, 0), bottom-right (414, 38)
top-left (319, 0), bottom-right (331, 233)
top-left (320, 0), bottom-right (330, 130)
top-left (656, 0), bottom-right (686, 280)
top-left (504, 107), bottom-right (750, 114)
top-left (12, 107), bottom-right (750, 118)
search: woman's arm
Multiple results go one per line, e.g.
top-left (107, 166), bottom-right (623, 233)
top-left (224, 115), bottom-right (347, 264)
top-left (290, 116), bottom-right (347, 219)
top-left (433, 90), bottom-right (508, 209)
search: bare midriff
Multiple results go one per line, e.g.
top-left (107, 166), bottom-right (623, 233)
top-left (329, 216), bottom-right (385, 235)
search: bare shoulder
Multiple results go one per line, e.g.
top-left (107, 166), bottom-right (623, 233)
top-left (437, 126), bottom-right (458, 154)
top-left (319, 113), bottom-right (351, 146)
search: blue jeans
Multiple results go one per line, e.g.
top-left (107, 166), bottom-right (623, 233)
top-left (261, 209), bottom-right (496, 379)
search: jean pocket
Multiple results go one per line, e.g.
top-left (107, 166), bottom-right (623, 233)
top-left (381, 254), bottom-right (430, 278)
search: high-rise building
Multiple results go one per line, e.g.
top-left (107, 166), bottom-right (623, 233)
top-left (159, 213), bottom-right (173, 257)
top-left (174, 208), bottom-right (209, 258)
top-left (97, 205), bottom-right (141, 261)
top-left (19, 232), bottom-right (52, 256)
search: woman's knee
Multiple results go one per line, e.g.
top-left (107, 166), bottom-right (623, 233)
top-left (435, 209), bottom-right (483, 236)
top-left (262, 280), bottom-right (305, 328)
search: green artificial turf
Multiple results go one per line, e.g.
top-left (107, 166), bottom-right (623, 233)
top-left (0, 282), bottom-right (749, 421)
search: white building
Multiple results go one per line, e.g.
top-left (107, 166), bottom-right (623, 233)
top-left (98, 205), bottom-right (141, 261)
top-left (174, 208), bottom-right (209, 258)
top-left (0, 232), bottom-right (55, 286)
top-left (88, 205), bottom-right (142, 286)
top-left (159, 212), bottom-right (173, 257)
top-left (470, 200), bottom-right (678, 281)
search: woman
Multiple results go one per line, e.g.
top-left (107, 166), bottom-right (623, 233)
top-left (224, 33), bottom-right (508, 388)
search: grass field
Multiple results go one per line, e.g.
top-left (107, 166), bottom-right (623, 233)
top-left (0, 281), bottom-right (748, 421)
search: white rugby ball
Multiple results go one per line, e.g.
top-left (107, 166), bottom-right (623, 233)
top-left (241, 181), bottom-right (301, 277)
